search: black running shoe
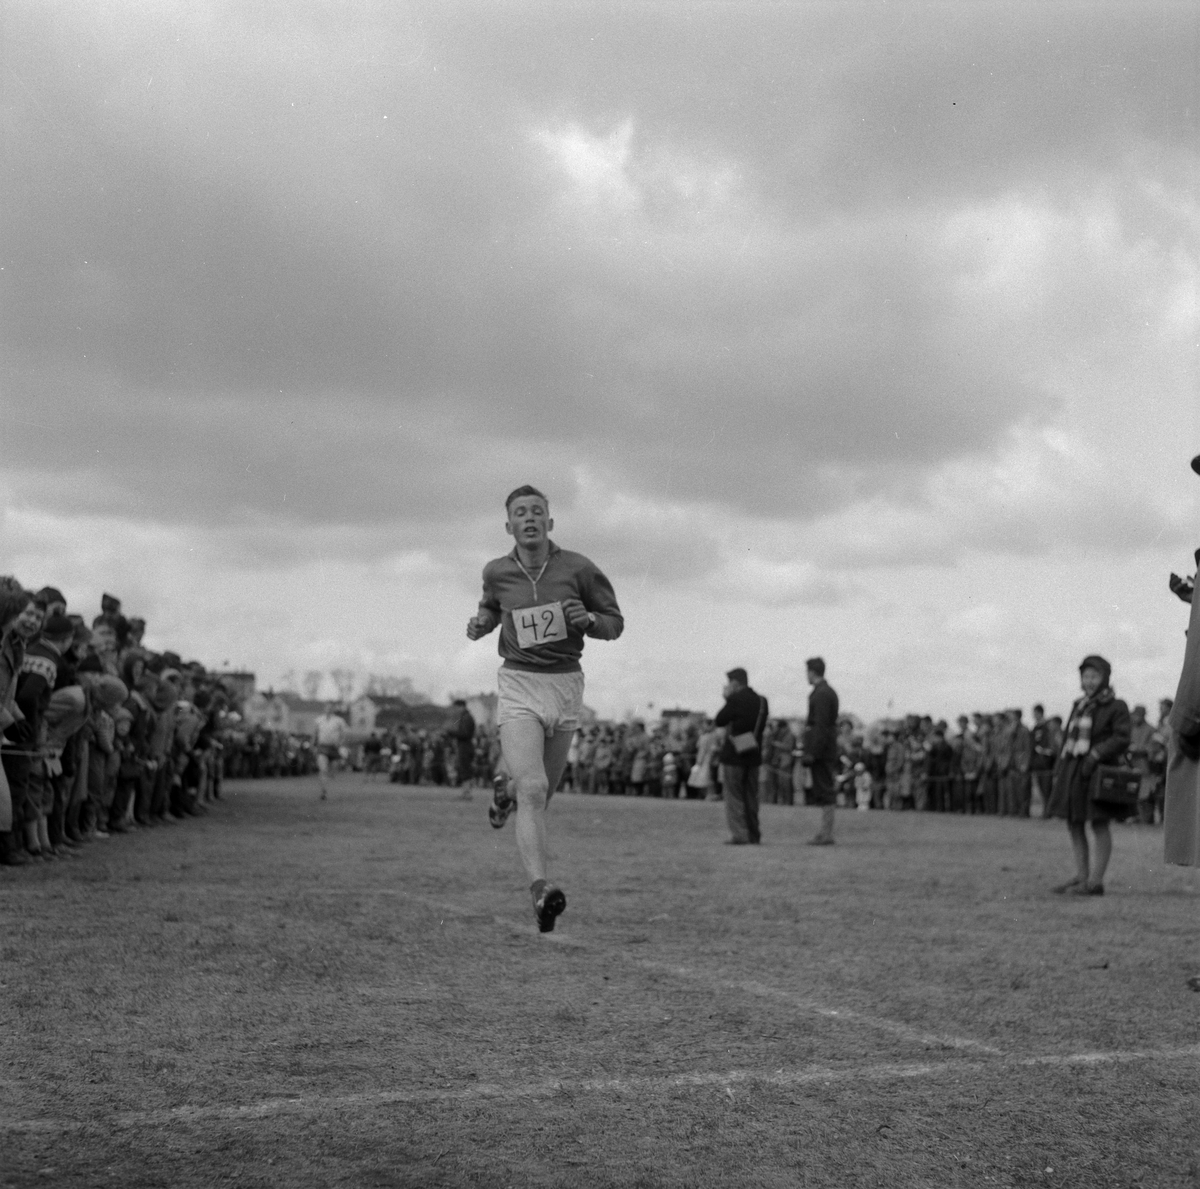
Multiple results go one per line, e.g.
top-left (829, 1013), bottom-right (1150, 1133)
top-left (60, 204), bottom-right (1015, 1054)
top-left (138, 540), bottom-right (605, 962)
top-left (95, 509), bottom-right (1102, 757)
top-left (488, 774), bottom-right (515, 829)
top-left (532, 884), bottom-right (567, 933)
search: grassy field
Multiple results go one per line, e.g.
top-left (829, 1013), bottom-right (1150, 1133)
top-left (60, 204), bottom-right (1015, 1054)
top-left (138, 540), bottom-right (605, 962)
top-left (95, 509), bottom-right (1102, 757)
top-left (2, 776), bottom-right (1198, 1188)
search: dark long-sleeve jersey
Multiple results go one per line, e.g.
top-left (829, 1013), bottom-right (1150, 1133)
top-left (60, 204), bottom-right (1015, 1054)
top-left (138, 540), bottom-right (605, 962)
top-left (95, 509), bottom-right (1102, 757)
top-left (7, 638), bottom-right (69, 747)
top-left (476, 542), bottom-right (623, 673)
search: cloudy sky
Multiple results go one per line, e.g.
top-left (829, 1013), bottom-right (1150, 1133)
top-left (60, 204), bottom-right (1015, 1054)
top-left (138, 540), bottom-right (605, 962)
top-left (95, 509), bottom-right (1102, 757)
top-left (2, 1), bottom-right (1197, 720)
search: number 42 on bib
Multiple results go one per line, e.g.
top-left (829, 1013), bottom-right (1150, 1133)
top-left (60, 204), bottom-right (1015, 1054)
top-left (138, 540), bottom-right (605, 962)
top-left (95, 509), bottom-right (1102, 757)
top-left (513, 601), bottom-right (567, 648)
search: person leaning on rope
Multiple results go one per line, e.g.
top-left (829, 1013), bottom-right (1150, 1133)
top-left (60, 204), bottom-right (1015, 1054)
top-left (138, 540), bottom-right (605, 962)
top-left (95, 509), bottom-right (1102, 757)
top-left (0, 579), bottom-right (37, 865)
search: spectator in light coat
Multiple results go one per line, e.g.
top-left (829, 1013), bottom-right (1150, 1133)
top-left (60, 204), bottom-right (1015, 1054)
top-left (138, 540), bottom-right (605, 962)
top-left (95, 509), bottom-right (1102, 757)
top-left (1164, 455), bottom-right (1200, 988)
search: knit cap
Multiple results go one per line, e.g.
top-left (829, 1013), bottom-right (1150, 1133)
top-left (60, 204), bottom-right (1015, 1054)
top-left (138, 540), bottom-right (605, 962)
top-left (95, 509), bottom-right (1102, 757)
top-left (42, 612), bottom-right (74, 638)
top-left (1078, 654), bottom-right (1112, 684)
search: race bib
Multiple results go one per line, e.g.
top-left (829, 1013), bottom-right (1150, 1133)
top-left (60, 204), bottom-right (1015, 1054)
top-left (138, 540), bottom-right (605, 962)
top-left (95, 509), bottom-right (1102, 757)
top-left (512, 601), bottom-right (567, 649)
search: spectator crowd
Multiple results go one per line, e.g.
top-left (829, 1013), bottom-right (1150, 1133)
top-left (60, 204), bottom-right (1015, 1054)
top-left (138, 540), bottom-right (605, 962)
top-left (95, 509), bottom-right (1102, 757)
top-left (0, 579), bottom-right (303, 868)
top-left (351, 700), bottom-right (1171, 829)
top-left (533, 702), bottom-right (1173, 826)
top-left (2, 571), bottom-right (1175, 876)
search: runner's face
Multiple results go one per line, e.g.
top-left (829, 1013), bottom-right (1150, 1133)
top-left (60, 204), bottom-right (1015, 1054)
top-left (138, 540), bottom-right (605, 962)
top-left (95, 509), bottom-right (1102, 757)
top-left (506, 496), bottom-right (552, 546)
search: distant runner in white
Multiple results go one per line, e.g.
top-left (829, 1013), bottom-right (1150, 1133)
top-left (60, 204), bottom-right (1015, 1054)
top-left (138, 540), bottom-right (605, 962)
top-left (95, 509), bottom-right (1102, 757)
top-left (467, 486), bottom-right (624, 932)
top-left (313, 705), bottom-right (347, 801)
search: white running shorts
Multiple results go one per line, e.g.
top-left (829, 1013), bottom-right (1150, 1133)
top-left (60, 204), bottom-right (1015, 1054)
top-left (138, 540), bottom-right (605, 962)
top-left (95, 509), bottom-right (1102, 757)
top-left (497, 667), bottom-right (585, 737)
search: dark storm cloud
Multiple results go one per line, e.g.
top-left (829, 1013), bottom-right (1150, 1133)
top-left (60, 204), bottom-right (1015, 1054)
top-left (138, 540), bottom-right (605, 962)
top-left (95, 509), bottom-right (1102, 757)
top-left (2, 1), bottom-right (1194, 538)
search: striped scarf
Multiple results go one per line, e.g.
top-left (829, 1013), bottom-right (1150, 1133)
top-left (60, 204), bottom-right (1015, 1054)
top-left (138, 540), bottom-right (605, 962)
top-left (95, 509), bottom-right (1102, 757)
top-left (1060, 686), bottom-right (1115, 758)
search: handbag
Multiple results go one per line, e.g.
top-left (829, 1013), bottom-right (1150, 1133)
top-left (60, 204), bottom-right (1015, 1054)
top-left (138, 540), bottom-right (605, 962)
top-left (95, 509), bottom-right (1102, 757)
top-left (1089, 765), bottom-right (1141, 811)
top-left (729, 696), bottom-right (766, 754)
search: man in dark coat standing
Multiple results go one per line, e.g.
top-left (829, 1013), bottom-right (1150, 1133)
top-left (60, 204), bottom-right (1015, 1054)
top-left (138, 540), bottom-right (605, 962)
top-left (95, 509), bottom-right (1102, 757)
top-left (802, 657), bottom-right (840, 845)
top-left (714, 668), bottom-right (768, 845)
top-left (447, 698), bottom-right (477, 799)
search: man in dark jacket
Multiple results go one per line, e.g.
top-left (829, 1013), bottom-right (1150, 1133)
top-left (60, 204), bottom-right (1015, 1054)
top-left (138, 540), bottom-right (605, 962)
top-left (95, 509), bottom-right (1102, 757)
top-left (447, 699), bottom-right (476, 799)
top-left (1030, 704), bottom-right (1055, 817)
top-left (802, 657), bottom-right (840, 845)
top-left (714, 667), bottom-right (768, 844)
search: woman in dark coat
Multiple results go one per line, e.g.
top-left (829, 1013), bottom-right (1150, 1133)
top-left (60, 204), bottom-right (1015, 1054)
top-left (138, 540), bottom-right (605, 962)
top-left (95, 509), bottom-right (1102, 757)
top-left (1047, 655), bottom-right (1131, 895)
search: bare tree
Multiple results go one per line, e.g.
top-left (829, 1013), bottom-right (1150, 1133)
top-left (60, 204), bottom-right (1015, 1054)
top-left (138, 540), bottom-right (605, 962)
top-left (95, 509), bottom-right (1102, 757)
top-left (302, 670), bottom-right (324, 701)
top-left (279, 669), bottom-right (298, 694)
top-left (365, 674), bottom-right (427, 701)
top-left (330, 668), bottom-right (358, 704)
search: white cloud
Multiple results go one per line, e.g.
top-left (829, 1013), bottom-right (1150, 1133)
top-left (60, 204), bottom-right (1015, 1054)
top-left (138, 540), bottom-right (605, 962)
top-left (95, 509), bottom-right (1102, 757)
top-left (534, 119), bottom-right (639, 211)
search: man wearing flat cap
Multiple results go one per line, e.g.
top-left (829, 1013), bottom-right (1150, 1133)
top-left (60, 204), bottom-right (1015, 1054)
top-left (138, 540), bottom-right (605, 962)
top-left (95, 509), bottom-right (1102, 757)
top-left (714, 668), bottom-right (769, 845)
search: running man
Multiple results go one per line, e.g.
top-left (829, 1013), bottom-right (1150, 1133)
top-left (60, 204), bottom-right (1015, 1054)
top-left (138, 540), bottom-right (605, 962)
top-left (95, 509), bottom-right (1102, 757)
top-left (467, 486), bottom-right (623, 932)
top-left (313, 704), bottom-right (347, 801)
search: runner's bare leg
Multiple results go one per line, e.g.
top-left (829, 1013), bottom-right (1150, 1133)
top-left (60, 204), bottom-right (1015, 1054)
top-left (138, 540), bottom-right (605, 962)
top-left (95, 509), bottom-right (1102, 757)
top-left (500, 720), bottom-right (574, 883)
top-left (543, 730), bottom-right (575, 807)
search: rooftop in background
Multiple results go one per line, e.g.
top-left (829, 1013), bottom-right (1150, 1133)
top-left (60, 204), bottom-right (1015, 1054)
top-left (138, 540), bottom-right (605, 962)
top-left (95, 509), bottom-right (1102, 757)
top-left (216, 671), bottom-right (257, 703)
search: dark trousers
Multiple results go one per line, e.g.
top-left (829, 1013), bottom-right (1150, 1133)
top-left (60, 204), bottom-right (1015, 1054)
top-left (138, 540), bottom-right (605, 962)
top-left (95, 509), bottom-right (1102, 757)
top-left (774, 767), bottom-right (794, 806)
top-left (808, 757), bottom-right (836, 807)
top-left (997, 770), bottom-right (1013, 815)
top-left (1, 752), bottom-right (32, 826)
top-left (1013, 772), bottom-right (1031, 817)
top-left (150, 761), bottom-right (173, 818)
top-left (980, 772), bottom-right (998, 814)
top-left (47, 768), bottom-right (70, 845)
top-left (961, 775), bottom-right (982, 814)
top-left (455, 741), bottom-right (473, 785)
top-left (110, 777), bottom-right (137, 827)
top-left (171, 765), bottom-right (196, 817)
top-left (928, 776), bottom-right (951, 812)
top-left (1031, 769), bottom-right (1053, 817)
top-left (134, 768), bottom-right (155, 822)
top-left (722, 764), bottom-right (760, 843)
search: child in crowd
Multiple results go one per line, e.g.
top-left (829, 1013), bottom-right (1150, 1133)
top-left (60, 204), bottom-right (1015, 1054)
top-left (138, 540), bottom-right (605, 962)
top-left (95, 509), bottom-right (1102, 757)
top-left (854, 762), bottom-right (872, 811)
top-left (661, 750), bottom-right (678, 799)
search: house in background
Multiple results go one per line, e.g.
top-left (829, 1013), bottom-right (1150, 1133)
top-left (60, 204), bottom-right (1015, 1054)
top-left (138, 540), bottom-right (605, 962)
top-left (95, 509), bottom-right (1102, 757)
top-left (351, 694), bottom-right (426, 732)
top-left (216, 671), bottom-right (257, 708)
top-left (456, 692), bottom-right (498, 731)
top-left (244, 691), bottom-right (329, 736)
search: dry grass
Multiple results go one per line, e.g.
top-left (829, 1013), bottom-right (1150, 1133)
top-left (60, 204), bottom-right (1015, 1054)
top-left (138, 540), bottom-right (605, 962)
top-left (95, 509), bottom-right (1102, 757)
top-left (2, 777), bottom-right (1198, 1188)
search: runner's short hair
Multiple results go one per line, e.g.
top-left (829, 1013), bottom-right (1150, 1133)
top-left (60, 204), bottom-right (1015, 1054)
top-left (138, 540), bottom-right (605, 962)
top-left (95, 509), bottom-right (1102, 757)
top-left (806, 656), bottom-right (825, 677)
top-left (505, 485), bottom-right (548, 512)
top-left (725, 668), bottom-right (748, 686)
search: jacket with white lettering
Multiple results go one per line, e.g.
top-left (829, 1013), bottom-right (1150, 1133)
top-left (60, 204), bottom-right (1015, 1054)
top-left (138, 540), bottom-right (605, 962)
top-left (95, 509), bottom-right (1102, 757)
top-left (476, 542), bottom-right (623, 673)
top-left (7, 639), bottom-right (68, 747)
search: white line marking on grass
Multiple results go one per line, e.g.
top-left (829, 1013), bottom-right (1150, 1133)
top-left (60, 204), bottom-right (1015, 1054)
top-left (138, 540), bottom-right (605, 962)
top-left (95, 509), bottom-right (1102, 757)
top-left (452, 903), bottom-right (1000, 1054)
top-left (624, 959), bottom-right (1004, 1055)
top-left (328, 893), bottom-right (999, 1051)
top-left (5, 1045), bottom-right (1199, 1135)
top-left (1017, 1045), bottom-right (1200, 1069)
